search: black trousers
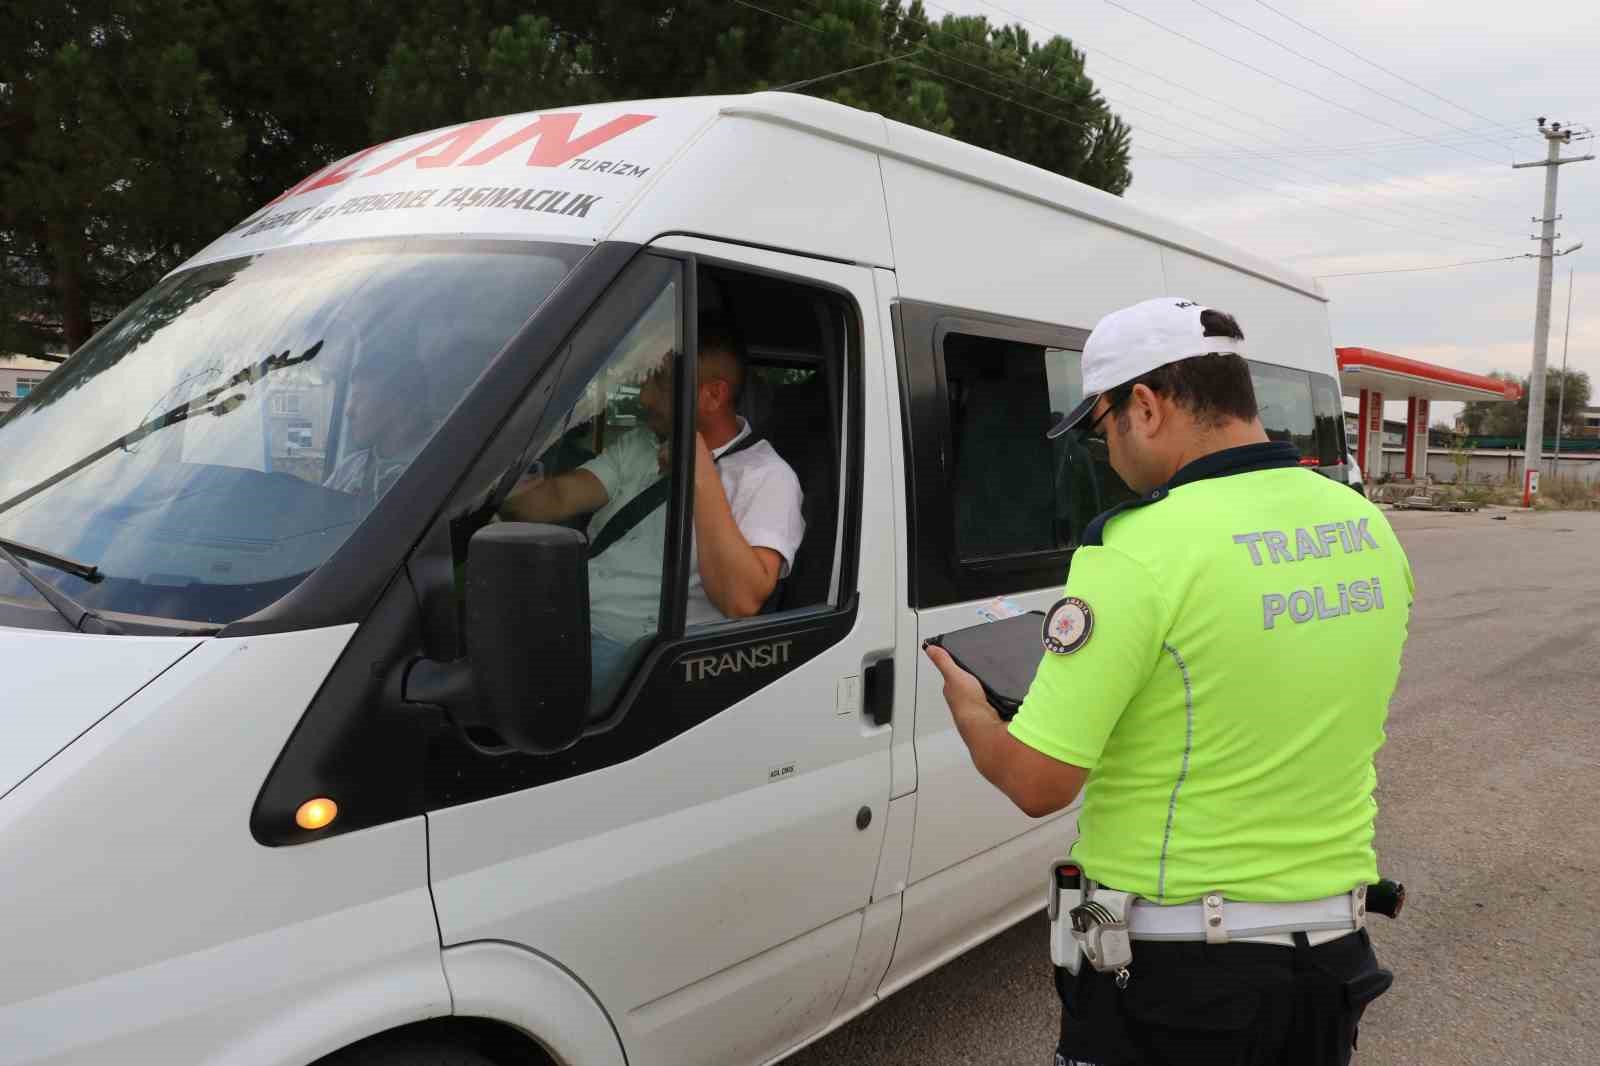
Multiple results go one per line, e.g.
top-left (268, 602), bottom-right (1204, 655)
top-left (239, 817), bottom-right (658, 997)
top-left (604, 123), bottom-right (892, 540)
top-left (1055, 929), bottom-right (1392, 1066)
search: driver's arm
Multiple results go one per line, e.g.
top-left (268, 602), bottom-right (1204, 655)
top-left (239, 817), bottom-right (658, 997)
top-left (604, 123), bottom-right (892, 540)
top-left (692, 433), bottom-right (798, 618)
top-left (500, 468), bottom-right (609, 523)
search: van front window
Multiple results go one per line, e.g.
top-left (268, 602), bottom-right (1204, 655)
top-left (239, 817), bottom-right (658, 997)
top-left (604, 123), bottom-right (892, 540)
top-left (0, 238), bottom-right (583, 626)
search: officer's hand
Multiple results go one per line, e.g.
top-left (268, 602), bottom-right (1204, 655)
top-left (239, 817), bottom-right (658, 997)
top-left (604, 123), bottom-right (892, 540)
top-left (923, 642), bottom-right (992, 718)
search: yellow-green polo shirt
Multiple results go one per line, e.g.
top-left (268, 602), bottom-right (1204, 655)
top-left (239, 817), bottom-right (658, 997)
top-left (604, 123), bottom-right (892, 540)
top-left (1009, 441), bottom-right (1413, 904)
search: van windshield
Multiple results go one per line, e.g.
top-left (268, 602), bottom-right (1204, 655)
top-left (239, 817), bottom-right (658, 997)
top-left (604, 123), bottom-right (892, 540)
top-left (0, 237), bottom-right (584, 626)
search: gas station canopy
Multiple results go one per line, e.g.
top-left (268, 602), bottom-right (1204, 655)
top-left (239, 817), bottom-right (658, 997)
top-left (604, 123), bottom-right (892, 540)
top-left (1335, 347), bottom-right (1523, 481)
top-left (1336, 347), bottom-right (1523, 404)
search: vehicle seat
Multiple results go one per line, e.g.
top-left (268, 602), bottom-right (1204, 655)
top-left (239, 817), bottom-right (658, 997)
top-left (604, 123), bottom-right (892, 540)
top-left (737, 372), bottom-right (777, 438)
top-left (761, 373), bottom-right (838, 611)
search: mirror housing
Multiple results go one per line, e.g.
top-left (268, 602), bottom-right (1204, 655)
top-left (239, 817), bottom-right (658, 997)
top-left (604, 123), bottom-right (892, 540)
top-left (404, 522), bottom-right (591, 754)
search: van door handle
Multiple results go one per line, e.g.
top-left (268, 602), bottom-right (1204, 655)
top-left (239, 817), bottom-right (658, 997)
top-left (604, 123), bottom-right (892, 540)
top-left (864, 658), bottom-right (894, 727)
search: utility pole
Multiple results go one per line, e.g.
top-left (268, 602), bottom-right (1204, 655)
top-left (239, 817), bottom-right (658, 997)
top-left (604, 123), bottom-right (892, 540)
top-left (1552, 266), bottom-right (1574, 478)
top-left (1513, 118), bottom-right (1591, 503)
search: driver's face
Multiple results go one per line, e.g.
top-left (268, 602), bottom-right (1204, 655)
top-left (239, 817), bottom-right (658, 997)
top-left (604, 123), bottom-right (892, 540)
top-left (638, 357), bottom-right (675, 439)
top-left (345, 379), bottom-right (382, 447)
top-left (346, 375), bottom-right (411, 449)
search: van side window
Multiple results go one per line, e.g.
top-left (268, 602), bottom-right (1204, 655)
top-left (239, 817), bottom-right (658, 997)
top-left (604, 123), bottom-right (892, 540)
top-left (943, 332), bottom-right (1132, 562)
top-left (427, 255), bottom-right (861, 806)
top-left (1250, 362), bottom-right (1317, 460)
top-left (699, 263), bottom-right (853, 617)
top-left (514, 256), bottom-right (684, 711)
top-left (1249, 362), bottom-right (1348, 469)
top-left (1310, 372), bottom-right (1349, 467)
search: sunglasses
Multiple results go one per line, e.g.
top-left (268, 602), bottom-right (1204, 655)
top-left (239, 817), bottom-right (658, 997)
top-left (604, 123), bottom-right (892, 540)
top-left (1081, 400), bottom-right (1116, 442)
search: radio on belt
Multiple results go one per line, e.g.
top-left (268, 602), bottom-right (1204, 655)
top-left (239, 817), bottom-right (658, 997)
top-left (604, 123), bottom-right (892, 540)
top-left (1368, 878), bottom-right (1406, 919)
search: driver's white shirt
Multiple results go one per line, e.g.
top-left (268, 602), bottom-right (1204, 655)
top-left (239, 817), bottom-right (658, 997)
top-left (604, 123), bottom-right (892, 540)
top-left (581, 419), bottom-right (804, 644)
top-left (324, 441), bottom-right (420, 498)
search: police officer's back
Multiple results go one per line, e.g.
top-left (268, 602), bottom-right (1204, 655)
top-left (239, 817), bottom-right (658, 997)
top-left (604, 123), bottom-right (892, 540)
top-left (926, 298), bottom-right (1411, 1066)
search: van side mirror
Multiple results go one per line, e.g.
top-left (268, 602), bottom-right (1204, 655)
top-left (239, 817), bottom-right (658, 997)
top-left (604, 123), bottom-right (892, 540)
top-left (403, 523), bottom-right (591, 754)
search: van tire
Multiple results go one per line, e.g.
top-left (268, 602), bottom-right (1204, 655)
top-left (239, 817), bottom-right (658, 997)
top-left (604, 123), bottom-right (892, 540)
top-left (316, 1034), bottom-right (499, 1066)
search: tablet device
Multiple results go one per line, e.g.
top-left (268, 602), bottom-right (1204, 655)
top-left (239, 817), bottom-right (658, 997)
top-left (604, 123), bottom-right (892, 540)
top-left (925, 612), bottom-right (1045, 720)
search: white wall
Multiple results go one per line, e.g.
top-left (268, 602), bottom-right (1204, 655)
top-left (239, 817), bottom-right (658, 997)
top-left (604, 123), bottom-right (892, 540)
top-left (1378, 447), bottom-right (1600, 485)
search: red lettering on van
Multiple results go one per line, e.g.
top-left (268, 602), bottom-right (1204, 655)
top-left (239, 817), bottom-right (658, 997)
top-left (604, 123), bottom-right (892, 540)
top-left (300, 142), bottom-right (393, 193)
top-left (364, 118), bottom-right (503, 176)
top-left (460, 112), bottom-right (655, 168)
top-left (263, 141), bottom-right (391, 208)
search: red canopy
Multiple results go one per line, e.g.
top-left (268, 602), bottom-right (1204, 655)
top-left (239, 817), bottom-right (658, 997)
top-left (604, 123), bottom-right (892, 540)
top-left (1336, 347), bottom-right (1523, 404)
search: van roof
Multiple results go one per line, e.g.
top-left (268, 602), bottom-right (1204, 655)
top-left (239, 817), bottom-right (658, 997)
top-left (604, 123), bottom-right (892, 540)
top-left (181, 92), bottom-right (1323, 302)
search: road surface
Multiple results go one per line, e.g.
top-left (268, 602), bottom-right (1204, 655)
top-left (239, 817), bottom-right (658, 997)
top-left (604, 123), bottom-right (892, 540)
top-left (789, 509), bottom-right (1600, 1065)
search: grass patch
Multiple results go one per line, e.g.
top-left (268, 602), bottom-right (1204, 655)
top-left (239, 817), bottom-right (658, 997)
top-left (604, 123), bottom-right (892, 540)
top-left (1534, 475), bottom-right (1600, 511)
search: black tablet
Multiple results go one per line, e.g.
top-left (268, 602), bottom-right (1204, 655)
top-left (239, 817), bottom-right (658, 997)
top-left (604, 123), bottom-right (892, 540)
top-left (925, 612), bottom-right (1045, 720)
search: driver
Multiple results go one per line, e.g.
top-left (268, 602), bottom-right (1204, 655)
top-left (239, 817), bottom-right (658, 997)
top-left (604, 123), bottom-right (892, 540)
top-left (501, 321), bottom-right (804, 696)
top-left (325, 353), bottom-right (435, 500)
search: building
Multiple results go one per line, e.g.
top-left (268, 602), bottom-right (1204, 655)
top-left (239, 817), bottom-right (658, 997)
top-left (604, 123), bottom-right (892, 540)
top-left (0, 355), bottom-right (61, 416)
top-left (1343, 386), bottom-right (1600, 485)
top-left (1344, 412), bottom-right (1407, 453)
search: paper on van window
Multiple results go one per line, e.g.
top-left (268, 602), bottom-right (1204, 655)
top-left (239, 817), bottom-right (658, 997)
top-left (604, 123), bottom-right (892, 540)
top-left (181, 101), bottom-right (715, 271)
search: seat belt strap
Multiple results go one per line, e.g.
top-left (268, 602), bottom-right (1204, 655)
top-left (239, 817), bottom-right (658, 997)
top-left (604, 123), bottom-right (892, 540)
top-left (587, 477), bottom-right (670, 558)
top-left (588, 433), bottom-right (763, 559)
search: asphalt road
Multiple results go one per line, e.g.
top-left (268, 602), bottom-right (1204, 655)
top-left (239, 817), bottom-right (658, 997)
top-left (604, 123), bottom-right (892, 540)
top-left (789, 508), bottom-right (1600, 1066)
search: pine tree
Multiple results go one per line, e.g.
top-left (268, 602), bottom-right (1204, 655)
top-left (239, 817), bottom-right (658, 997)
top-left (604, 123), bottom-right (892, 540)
top-left (3, 0), bottom-right (1134, 354)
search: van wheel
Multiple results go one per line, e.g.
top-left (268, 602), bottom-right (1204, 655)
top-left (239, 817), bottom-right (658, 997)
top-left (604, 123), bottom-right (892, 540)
top-left (316, 1034), bottom-right (499, 1066)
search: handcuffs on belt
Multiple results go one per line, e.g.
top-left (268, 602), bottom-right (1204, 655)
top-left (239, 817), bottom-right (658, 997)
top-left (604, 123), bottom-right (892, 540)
top-left (1047, 858), bottom-right (1406, 991)
top-left (1048, 860), bottom-right (1133, 987)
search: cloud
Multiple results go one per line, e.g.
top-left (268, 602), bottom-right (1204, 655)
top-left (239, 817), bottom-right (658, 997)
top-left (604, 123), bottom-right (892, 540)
top-left (931, 0), bottom-right (1599, 391)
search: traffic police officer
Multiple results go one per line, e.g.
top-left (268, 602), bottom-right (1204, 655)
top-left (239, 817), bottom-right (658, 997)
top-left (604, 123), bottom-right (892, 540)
top-left (925, 297), bottom-right (1413, 1065)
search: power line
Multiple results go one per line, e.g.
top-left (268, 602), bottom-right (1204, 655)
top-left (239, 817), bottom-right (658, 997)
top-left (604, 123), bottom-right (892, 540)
top-left (1088, 86), bottom-right (1525, 239)
top-left (836, 0), bottom-right (1522, 249)
top-left (1250, 0), bottom-right (1528, 139)
top-left (1090, 0), bottom-right (1510, 167)
top-left (773, 50), bottom-right (918, 92)
top-left (729, 0), bottom-right (1518, 256)
top-left (962, 0), bottom-right (1510, 207)
top-left (1314, 253), bottom-right (1528, 279)
top-left (934, 1), bottom-right (1520, 237)
top-left (858, 2), bottom-right (1518, 244)
top-left (1077, 76), bottom-right (1524, 237)
top-left (1161, 136), bottom-right (1540, 159)
top-left (1180, 0), bottom-right (1522, 153)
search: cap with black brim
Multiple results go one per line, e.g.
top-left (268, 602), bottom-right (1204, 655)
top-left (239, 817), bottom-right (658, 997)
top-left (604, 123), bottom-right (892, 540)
top-left (1046, 393), bottom-right (1100, 440)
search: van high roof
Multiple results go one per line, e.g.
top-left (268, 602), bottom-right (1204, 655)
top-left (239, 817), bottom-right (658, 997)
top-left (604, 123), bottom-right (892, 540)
top-left (183, 92), bottom-right (1323, 303)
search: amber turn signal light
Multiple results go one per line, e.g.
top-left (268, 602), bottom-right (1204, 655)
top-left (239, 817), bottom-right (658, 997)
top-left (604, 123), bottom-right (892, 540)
top-left (295, 797), bottom-right (338, 831)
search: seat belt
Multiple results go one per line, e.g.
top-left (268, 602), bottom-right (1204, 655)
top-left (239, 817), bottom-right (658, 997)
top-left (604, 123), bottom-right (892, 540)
top-left (587, 432), bottom-right (763, 559)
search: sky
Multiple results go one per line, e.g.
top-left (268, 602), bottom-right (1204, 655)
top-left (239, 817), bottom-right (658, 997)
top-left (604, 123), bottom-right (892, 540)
top-left (935, 0), bottom-right (1599, 423)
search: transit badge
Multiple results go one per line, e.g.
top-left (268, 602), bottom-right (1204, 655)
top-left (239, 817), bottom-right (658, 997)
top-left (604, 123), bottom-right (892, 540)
top-left (1042, 596), bottom-right (1094, 655)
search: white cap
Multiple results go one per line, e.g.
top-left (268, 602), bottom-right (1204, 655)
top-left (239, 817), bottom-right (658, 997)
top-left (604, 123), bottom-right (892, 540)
top-left (1046, 297), bottom-right (1247, 439)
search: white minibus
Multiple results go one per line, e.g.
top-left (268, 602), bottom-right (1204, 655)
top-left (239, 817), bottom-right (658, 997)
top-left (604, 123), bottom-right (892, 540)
top-left (0, 93), bottom-right (1350, 1066)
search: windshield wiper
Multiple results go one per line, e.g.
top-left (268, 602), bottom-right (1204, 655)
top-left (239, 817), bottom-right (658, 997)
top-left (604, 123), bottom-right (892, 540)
top-left (0, 536), bottom-right (101, 582)
top-left (0, 541), bottom-right (123, 635)
top-left (0, 339), bottom-right (325, 521)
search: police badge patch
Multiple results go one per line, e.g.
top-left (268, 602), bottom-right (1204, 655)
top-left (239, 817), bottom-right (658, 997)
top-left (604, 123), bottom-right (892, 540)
top-left (1042, 596), bottom-right (1094, 654)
